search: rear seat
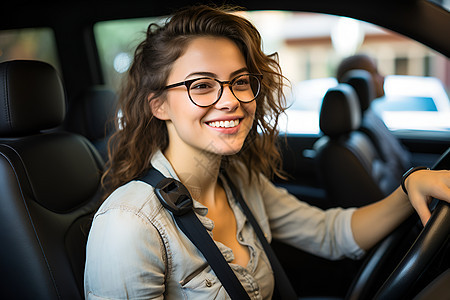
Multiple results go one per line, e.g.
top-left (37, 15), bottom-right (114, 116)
top-left (64, 85), bottom-right (117, 163)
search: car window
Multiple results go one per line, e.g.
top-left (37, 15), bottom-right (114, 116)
top-left (0, 27), bottom-right (60, 72)
top-left (94, 16), bottom-right (167, 90)
top-left (94, 11), bottom-right (450, 134)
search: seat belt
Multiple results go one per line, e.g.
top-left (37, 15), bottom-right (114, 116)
top-left (139, 167), bottom-right (296, 300)
top-left (222, 172), bottom-right (297, 300)
top-left (140, 168), bottom-right (250, 300)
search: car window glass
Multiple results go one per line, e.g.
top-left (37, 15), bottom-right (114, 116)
top-left (0, 27), bottom-right (60, 72)
top-left (94, 11), bottom-right (450, 134)
top-left (94, 16), bottom-right (167, 90)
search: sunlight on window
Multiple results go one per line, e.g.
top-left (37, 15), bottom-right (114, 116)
top-left (113, 52), bottom-right (131, 73)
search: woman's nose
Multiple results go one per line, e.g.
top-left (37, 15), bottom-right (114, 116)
top-left (214, 85), bottom-right (239, 111)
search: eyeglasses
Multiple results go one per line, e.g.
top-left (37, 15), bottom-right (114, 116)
top-left (164, 73), bottom-right (262, 107)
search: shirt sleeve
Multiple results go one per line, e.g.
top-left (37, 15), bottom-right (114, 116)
top-left (84, 207), bottom-right (166, 299)
top-left (258, 174), bottom-right (365, 260)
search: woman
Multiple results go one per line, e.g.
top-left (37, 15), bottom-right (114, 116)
top-left (84, 5), bottom-right (450, 299)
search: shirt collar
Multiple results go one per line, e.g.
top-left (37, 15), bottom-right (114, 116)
top-left (150, 150), bottom-right (208, 217)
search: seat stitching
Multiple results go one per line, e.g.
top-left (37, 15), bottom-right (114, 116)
top-left (1, 62), bottom-right (12, 131)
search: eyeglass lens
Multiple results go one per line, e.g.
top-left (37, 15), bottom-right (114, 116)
top-left (189, 74), bottom-right (260, 107)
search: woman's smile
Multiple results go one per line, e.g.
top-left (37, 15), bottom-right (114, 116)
top-left (207, 118), bottom-right (240, 128)
top-left (205, 118), bottom-right (242, 135)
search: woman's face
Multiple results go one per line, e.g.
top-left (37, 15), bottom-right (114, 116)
top-left (154, 37), bottom-right (257, 158)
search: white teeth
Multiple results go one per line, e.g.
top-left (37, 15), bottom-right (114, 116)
top-left (208, 119), bottom-right (240, 128)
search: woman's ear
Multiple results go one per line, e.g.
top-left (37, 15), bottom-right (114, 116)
top-left (149, 95), bottom-right (170, 120)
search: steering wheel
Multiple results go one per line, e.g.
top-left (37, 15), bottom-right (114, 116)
top-left (346, 147), bottom-right (450, 300)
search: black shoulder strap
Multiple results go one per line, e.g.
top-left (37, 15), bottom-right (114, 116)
top-left (139, 168), bottom-right (250, 300)
top-left (222, 172), bottom-right (297, 300)
top-left (140, 167), bottom-right (297, 299)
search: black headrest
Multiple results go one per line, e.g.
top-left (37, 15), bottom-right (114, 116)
top-left (341, 69), bottom-right (375, 113)
top-left (0, 60), bottom-right (65, 136)
top-left (64, 86), bottom-right (117, 141)
top-left (319, 83), bottom-right (361, 137)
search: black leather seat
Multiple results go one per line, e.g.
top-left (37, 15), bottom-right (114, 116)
top-left (0, 60), bottom-right (103, 299)
top-left (314, 84), bottom-right (395, 207)
top-left (64, 85), bottom-right (117, 162)
top-left (341, 69), bottom-right (412, 182)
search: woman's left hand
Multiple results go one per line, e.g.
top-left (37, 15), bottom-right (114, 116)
top-left (405, 169), bottom-right (450, 225)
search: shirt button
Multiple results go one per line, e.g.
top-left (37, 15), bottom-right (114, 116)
top-left (254, 290), bottom-right (259, 296)
top-left (205, 279), bottom-right (212, 287)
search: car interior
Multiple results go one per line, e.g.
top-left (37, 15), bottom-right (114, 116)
top-left (1, 0), bottom-right (449, 299)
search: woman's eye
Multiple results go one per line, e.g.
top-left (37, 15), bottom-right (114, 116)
top-left (235, 79), bottom-right (249, 86)
top-left (233, 78), bottom-right (251, 91)
top-left (190, 80), bottom-right (217, 95)
top-left (191, 79), bottom-right (216, 90)
top-left (192, 83), bottom-right (211, 89)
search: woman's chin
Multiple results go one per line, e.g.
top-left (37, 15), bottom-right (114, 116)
top-left (214, 143), bottom-right (244, 156)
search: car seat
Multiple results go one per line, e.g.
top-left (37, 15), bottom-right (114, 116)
top-left (314, 84), bottom-right (396, 207)
top-left (0, 60), bottom-right (103, 299)
top-left (341, 69), bottom-right (412, 182)
top-left (64, 85), bottom-right (117, 162)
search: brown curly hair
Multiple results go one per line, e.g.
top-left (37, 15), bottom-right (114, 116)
top-left (102, 4), bottom-right (287, 198)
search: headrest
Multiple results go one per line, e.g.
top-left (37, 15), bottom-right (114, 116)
top-left (0, 60), bottom-right (65, 136)
top-left (64, 86), bottom-right (117, 141)
top-left (341, 69), bottom-right (375, 113)
top-left (319, 83), bottom-right (361, 137)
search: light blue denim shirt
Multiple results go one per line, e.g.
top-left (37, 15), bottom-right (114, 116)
top-left (84, 151), bottom-right (364, 299)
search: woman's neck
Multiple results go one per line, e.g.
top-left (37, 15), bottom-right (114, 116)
top-left (164, 145), bottom-right (222, 206)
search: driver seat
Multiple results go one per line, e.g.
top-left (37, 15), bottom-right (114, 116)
top-left (0, 60), bottom-right (103, 299)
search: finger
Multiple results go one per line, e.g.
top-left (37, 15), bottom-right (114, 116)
top-left (409, 193), bottom-right (432, 226)
top-left (431, 185), bottom-right (450, 203)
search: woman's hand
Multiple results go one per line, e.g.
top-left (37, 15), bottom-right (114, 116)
top-left (352, 169), bottom-right (450, 250)
top-left (405, 169), bottom-right (450, 225)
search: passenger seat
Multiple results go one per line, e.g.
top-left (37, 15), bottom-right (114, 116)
top-left (341, 69), bottom-right (412, 182)
top-left (314, 84), bottom-right (396, 207)
top-left (0, 60), bottom-right (103, 299)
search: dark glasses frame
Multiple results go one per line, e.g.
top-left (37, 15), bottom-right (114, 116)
top-left (164, 73), bottom-right (263, 107)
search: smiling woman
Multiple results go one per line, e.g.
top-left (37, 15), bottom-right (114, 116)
top-left (82, 4), bottom-right (450, 300)
top-left (85, 6), bottom-right (291, 299)
top-left (1, 1), bottom-right (450, 299)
